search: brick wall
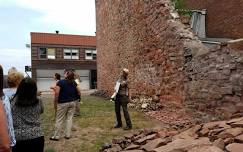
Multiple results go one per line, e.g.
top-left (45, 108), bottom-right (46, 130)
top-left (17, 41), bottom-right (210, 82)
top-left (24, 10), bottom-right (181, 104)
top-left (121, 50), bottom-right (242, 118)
top-left (184, 0), bottom-right (243, 39)
top-left (96, 0), bottom-right (243, 120)
top-left (31, 44), bottom-right (96, 80)
top-left (96, 0), bottom-right (206, 106)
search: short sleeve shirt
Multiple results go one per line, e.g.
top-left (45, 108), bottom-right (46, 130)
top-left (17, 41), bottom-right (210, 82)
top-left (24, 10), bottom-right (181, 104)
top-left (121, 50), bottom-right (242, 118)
top-left (57, 79), bottom-right (79, 103)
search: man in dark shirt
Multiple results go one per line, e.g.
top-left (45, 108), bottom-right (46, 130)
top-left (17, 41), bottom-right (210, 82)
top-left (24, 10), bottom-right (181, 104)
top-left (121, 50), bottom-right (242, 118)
top-left (114, 68), bottom-right (132, 130)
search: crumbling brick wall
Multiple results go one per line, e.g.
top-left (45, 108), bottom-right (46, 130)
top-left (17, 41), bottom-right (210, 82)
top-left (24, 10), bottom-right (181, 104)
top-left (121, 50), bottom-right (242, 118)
top-left (96, 0), bottom-right (205, 106)
top-left (185, 41), bottom-right (243, 119)
top-left (96, 0), bottom-right (243, 119)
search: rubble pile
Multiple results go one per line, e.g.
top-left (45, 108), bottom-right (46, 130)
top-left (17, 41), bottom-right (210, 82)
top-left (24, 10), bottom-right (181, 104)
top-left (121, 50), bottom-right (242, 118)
top-left (129, 96), bottom-right (163, 112)
top-left (100, 117), bottom-right (243, 152)
top-left (145, 109), bottom-right (193, 129)
top-left (90, 90), bottom-right (110, 99)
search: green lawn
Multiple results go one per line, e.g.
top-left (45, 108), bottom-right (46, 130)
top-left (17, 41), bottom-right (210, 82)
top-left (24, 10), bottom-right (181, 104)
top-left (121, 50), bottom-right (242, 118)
top-left (41, 96), bottom-right (162, 152)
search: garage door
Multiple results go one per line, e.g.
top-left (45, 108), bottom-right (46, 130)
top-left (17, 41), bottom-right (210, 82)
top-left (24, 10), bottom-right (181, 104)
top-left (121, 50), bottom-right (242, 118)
top-left (36, 69), bottom-right (90, 91)
top-left (76, 70), bottom-right (90, 90)
top-left (79, 76), bottom-right (90, 90)
top-left (37, 78), bottom-right (55, 91)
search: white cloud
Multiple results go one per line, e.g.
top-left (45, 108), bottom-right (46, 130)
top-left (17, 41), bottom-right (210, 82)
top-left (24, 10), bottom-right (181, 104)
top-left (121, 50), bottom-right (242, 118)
top-left (0, 0), bottom-right (96, 74)
top-left (0, 48), bottom-right (31, 74)
top-left (0, 0), bottom-right (96, 35)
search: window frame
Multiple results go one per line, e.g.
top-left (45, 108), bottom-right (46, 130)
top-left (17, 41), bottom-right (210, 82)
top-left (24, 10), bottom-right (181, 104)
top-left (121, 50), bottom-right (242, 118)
top-left (85, 50), bottom-right (97, 60)
top-left (63, 48), bottom-right (79, 60)
top-left (38, 48), bottom-right (47, 59)
top-left (38, 47), bottom-right (56, 59)
top-left (47, 48), bottom-right (56, 59)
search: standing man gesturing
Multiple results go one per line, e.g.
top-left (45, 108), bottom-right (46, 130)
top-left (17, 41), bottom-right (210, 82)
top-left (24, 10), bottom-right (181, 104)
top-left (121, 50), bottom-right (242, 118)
top-left (114, 68), bottom-right (132, 130)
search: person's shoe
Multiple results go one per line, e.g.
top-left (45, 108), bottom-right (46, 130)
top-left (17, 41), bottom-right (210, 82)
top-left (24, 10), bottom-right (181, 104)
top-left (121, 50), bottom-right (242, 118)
top-left (74, 113), bottom-right (80, 117)
top-left (113, 125), bottom-right (122, 128)
top-left (49, 136), bottom-right (59, 141)
top-left (64, 136), bottom-right (70, 140)
top-left (123, 126), bottom-right (132, 130)
top-left (72, 126), bottom-right (77, 131)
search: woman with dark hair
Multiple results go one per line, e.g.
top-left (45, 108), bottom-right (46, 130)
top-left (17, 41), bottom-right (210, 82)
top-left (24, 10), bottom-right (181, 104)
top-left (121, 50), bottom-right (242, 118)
top-left (50, 70), bottom-right (80, 141)
top-left (11, 78), bottom-right (44, 152)
top-left (55, 73), bottom-right (61, 81)
top-left (0, 65), bottom-right (11, 152)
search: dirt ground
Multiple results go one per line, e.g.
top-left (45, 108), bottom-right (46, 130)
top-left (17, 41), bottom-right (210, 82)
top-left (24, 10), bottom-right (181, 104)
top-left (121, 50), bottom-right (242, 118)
top-left (41, 96), bottom-right (164, 152)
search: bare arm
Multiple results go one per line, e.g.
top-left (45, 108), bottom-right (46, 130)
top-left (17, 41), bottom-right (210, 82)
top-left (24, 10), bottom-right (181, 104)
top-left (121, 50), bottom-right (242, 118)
top-left (37, 91), bottom-right (42, 96)
top-left (50, 84), bottom-right (57, 91)
top-left (76, 86), bottom-right (81, 96)
top-left (0, 102), bottom-right (10, 152)
top-left (54, 86), bottom-right (60, 106)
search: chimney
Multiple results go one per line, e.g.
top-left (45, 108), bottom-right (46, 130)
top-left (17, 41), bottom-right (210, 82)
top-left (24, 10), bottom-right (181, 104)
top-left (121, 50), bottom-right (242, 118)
top-left (55, 30), bottom-right (59, 34)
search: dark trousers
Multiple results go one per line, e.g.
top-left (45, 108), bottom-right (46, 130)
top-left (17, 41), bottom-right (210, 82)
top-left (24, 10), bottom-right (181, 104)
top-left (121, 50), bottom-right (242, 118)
top-left (12, 136), bottom-right (44, 152)
top-left (115, 95), bottom-right (132, 127)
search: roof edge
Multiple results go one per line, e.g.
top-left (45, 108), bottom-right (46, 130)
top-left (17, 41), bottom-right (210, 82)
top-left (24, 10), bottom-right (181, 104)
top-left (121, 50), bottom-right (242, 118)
top-left (30, 32), bottom-right (96, 38)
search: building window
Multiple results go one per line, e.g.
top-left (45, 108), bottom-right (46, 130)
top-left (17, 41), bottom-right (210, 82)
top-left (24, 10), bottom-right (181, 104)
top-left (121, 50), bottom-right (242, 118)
top-left (38, 48), bottom-right (56, 59)
top-left (93, 50), bottom-right (97, 60)
top-left (39, 48), bottom-right (47, 59)
top-left (85, 50), bottom-right (97, 60)
top-left (47, 48), bottom-right (55, 59)
top-left (64, 49), bottom-right (79, 59)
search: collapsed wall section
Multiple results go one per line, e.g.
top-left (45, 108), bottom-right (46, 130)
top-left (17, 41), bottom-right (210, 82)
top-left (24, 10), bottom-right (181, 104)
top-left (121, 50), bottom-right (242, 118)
top-left (96, 0), bottom-right (243, 120)
top-left (96, 0), bottom-right (205, 106)
top-left (185, 41), bottom-right (243, 119)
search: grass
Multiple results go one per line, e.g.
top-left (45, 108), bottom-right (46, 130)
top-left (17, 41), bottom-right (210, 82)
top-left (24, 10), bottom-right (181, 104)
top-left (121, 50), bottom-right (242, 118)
top-left (171, 0), bottom-right (192, 17)
top-left (41, 96), bottom-right (162, 152)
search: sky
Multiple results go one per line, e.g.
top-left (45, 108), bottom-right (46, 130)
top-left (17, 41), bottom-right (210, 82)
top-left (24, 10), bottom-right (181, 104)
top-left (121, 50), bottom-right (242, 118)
top-left (0, 0), bottom-right (96, 74)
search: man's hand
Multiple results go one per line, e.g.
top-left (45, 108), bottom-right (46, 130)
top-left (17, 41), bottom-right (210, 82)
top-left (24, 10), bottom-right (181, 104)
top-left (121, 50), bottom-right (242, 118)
top-left (120, 80), bottom-right (127, 86)
top-left (37, 91), bottom-right (42, 96)
top-left (128, 96), bottom-right (132, 103)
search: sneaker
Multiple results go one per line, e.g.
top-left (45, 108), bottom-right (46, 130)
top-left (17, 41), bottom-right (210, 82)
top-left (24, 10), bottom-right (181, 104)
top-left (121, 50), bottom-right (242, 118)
top-left (72, 126), bottom-right (77, 131)
top-left (123, 126), bottom-right (132, 130)
top-left (49, 136), bottom-right (59, 141)
top-left (113, 125), bottom-right (122, 128)
top-left (74, 113), bottom-right (80, 117)
top-left (64, 136), bottom-right (70, 140)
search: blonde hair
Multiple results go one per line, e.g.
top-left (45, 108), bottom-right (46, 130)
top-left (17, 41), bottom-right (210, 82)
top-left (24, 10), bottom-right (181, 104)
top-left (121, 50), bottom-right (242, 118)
top-left (7, 71), bottom-right (24, 88)
top-left (8, 67), bottom-right (17, 74)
